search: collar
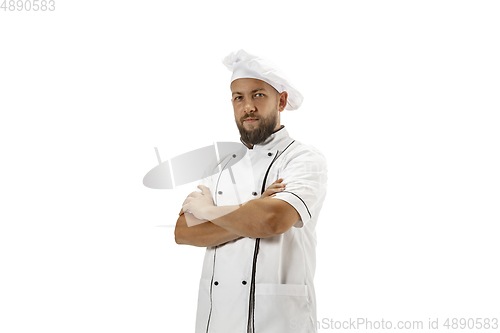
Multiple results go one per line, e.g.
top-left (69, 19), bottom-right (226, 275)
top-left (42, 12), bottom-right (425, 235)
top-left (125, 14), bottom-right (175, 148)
top-left (239, 125), bottom-right (294, 152)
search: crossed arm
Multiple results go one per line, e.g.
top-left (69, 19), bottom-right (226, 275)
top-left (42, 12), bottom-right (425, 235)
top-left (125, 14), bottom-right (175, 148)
top-left (174, 212), bottom-right (243, 248)
top-left (174, 180), bottom-right (300, 247)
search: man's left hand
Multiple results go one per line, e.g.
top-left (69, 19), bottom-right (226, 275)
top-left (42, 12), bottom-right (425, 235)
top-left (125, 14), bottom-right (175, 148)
top-left (182, 185), bottom-right (214, 220)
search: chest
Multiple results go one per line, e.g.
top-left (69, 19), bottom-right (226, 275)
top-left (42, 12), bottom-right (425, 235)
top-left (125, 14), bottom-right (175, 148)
top-left (212, 149), bottom-right (284, 206)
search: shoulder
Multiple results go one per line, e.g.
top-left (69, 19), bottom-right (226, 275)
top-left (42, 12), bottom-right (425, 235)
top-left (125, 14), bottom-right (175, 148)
top-left (284, 140), bottom-right (327, 165)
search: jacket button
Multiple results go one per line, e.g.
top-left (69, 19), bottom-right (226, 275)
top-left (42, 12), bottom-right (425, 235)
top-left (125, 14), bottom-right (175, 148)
top-left (242, 281), bottom-right (247, 285)
top-left (268, 152), bottom-right (273, 156)
top-left (252, 192), bottom-right (257, 196)
top-left (218, 191), bottom-right (223, 195)
top-left (214, 281), bottom-right (219, 286)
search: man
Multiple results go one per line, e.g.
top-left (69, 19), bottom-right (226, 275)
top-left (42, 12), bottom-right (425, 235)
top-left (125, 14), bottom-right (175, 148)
top-left (175, 49), bottom-right (328, 333)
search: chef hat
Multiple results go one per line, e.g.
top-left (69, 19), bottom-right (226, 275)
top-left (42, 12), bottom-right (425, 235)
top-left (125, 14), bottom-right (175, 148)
top-left (222, 49), bottom-right (304, 111)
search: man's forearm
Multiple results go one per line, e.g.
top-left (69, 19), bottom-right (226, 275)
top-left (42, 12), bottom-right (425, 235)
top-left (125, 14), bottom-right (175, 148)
top-left (174, 213), bottom-right (243, 247)
top-left (205, 199), bottom-right (276, 238)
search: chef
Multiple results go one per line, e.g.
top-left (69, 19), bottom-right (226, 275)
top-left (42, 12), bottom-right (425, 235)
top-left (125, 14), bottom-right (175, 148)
top-left (175, 49), bottom-right (328, 333)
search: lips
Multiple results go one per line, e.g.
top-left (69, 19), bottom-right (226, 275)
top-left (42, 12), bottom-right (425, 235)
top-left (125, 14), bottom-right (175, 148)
top-left (244, 118), bottom-right (258, 123)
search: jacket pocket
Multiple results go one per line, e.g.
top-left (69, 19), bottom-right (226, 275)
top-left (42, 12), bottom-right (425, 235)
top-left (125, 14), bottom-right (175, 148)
top-left (254, 283), bottom-right (314, 333)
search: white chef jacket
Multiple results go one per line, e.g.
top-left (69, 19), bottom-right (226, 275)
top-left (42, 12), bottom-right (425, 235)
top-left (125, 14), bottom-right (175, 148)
top-left (194, 126), bottom-right (328, 333)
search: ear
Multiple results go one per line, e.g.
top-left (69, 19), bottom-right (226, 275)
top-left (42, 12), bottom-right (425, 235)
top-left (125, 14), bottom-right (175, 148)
top-left (278, 91), bottom-right (288, 111)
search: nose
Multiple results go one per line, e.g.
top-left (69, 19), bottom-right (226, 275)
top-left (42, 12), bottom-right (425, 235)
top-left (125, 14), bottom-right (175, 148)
top-left (243, 99), bottom-right (256, 113)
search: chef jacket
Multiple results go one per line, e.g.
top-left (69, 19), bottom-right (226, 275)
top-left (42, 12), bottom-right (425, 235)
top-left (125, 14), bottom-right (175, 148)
top-left (193, 126), bottom-right (328, 333)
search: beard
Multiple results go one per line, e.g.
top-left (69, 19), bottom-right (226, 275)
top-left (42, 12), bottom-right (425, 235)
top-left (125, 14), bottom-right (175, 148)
top-left (236, 110), bottom-right (279, 147)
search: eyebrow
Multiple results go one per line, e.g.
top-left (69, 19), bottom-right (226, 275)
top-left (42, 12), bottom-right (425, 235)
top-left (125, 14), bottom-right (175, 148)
top-left (232, 88), bottom-right (266, 96)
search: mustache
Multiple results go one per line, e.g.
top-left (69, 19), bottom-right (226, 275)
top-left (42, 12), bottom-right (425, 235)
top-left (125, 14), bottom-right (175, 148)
top-left (241, 115), bottom-right (260, 121)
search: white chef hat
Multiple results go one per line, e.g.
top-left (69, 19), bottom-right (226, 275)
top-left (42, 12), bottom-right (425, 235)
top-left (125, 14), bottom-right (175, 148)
top-left (222, 49), bottom-right (304, 111)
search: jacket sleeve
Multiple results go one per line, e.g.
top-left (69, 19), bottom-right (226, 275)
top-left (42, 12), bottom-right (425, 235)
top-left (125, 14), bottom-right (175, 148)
top-left (271, 145), bottom-right (328, 228)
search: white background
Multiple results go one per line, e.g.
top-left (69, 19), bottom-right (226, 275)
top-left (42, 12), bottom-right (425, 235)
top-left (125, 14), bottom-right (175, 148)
top-left (1, 1), bottom-right (499, 332)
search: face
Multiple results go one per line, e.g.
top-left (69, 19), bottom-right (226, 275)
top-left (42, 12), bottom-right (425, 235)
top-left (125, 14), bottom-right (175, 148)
top-left (231, 78), bottom-right (288, 147)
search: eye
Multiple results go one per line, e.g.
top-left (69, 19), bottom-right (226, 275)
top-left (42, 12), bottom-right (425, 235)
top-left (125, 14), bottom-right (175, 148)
top-left (233, 96), bottom-right (242, 101)
top-left (255, 93), bottom-right (264, 98)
